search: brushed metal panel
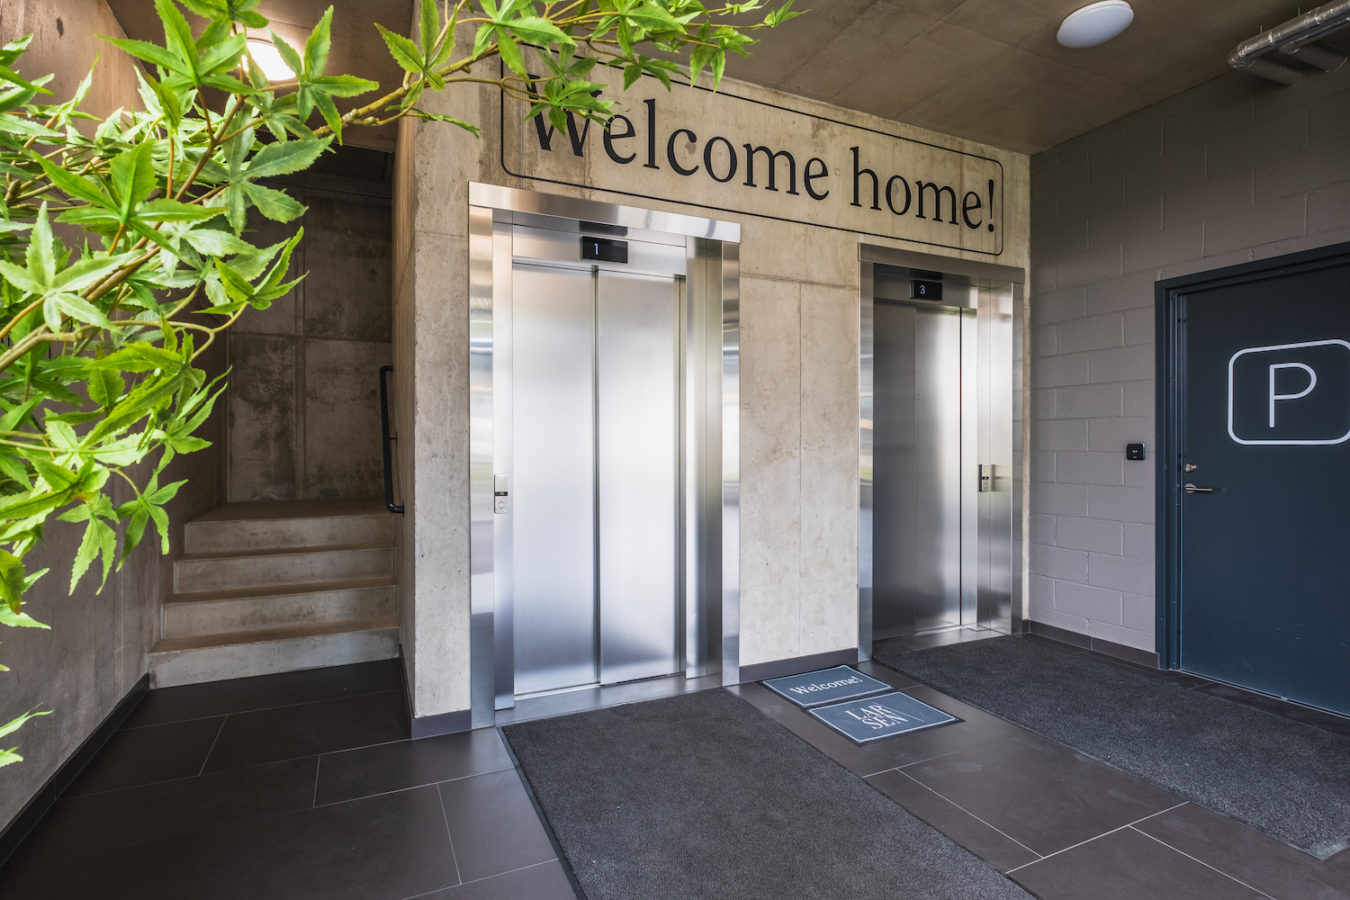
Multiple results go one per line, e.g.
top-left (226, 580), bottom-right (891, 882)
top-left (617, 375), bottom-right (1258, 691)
top-left (511, 263), bottom-right (598, 695)
top-left (917, 305), bottom-right (967, 634)
top-left (597, 269), bottom-right (682, 685)
top-left (872, 301), bottom-right (969, 639)
top-left (469, 183), bottom-right (741, 243)
top-left (469, 208), bottom-right (499, 724)
top-left (685, 239), bottom-right (725, 678)
top-left (859, 246), bottom-right (1025, 287)
top-left (978, 282), bottom-right (1015, 632)
top-left (960, 307), bottom-right (978, 628)
top-left (513, 225), bottom-right (687, 278)
top-left (873, 301), bottom-right (917, 639)
top-left (491, 225), bottom-right (516, 711)
top-left (858, 263), bottom-right (875, 661)
top-left (1013, 282), bottom-right (1027, 633)
top-left (720, 242), bottom-right (741, 686)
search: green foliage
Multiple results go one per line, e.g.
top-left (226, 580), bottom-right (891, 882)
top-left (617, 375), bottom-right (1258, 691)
top-left (0, 1), bottom-right (799, 761)
top-left (0, 709), bottom-right (50, 769)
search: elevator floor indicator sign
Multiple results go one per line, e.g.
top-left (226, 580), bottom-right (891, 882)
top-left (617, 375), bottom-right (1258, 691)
top-left (762, 665), bottom-right (890, 708)
top-left (810, 693), bottom-right (958, 744)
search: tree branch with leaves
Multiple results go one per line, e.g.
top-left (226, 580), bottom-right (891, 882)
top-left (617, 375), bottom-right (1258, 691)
top-left (0, 0), bottom-right (799, 767)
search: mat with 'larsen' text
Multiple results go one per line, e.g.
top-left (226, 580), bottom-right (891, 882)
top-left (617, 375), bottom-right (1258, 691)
top-left (809, 691), bottom-right (958, 744)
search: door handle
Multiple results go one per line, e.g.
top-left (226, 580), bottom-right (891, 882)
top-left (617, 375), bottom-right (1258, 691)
top-left (1183, 483), bottom-right (1214, 494)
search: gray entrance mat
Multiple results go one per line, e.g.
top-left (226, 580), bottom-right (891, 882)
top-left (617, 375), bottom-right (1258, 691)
top-left (873, 635), bottom-right (1350, 859)
top-left (502, 689), bottom-right (1029, 900)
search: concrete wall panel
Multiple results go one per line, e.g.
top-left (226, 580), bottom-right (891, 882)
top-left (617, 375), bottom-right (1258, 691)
top-left (229, 334), bottom-right (299, 501)
top-left (226, 183), bottom-right (393, 502)
top-left (738, 277), bottom-right (803, 666)
top-left (303, 194), bottom-right (395, 342)
top-left (304, 339), bottom-right (392, 500)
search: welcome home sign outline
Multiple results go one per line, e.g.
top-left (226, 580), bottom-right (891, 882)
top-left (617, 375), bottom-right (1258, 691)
top-left (499, 67), bottom-right (1005, 257)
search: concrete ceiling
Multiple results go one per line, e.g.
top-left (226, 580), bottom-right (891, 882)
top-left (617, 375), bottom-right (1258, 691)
top-left (107, 0), bottom-right (1345, 154)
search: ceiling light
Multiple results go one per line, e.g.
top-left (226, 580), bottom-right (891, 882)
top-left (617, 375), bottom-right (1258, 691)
top-left (246, 38), bottom-right (294, 81)
top-left (1057, 1), bottom-right (1135, 49)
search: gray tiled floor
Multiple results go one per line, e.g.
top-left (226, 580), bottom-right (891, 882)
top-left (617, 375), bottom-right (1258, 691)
top-left (2, 636), bottom-right (1348, 899)
top-left (736, 632), bottom-right (1350, 900)
top-left (0, 660), bottom-right (571, 900)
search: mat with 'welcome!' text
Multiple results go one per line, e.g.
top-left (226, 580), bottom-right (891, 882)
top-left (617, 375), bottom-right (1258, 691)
top-left (761, 665), bottom-right (889, 708)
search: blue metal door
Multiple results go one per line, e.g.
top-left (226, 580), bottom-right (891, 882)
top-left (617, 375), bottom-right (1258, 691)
top-left (1176, 252), bottom-right (1350, 716)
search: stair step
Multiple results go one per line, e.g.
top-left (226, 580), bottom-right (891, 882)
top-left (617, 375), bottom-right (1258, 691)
top-left (163, 578), bottom-right (396, 638)
top-left (174, 545), bottom-right (393, 594)
top-left (149, 616), bottom-right (400, 687)
top-left (185, 502), bottom-right (391, 555)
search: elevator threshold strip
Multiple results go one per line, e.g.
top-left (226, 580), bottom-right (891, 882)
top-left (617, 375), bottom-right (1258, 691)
top-left (762, 665), bottom-right (958, 744)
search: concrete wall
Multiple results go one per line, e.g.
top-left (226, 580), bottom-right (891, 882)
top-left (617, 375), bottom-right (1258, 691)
top-left (1028, 65), bottom-right (1350, 653)
top-left (0, 0), bottom-right (226, 833)
top-left (227, 168), bottom-right (393, 502)
top-left (2, 0), bottom-right (142, 123)
top-left (395, 32), bottom-right (1030, 719)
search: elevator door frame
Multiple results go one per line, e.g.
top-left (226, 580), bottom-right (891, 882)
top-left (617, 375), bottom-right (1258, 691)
top-left (468, 184), bottom-right (741, 726)
top-left (858, 248), bottom-right (1026, 658)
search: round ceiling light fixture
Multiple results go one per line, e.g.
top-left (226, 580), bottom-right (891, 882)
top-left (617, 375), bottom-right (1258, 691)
top-left (246, 37), bottom-right (295, 81)
top-left (1056, 1), bottom-right (1135, 49)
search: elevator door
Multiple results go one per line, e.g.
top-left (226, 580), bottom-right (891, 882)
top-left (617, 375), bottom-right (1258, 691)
top-left (510, 261), bottom-right (681, 697)
top-left (873, 300), bottom-right (976, 639)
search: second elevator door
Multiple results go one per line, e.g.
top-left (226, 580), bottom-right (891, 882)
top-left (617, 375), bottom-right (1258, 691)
top-left (873, 299), bottom-right (976, 639)
top-left (512, 262), bottom-right (681, 697)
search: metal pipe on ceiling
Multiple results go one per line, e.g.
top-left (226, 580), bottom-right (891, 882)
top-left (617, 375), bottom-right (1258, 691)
top-left (1280, 42), bottom-right (1348, 72)
top-left (1229, 0), bottom-right (1350, 83)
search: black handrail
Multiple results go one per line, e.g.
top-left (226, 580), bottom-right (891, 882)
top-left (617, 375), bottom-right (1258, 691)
top-left (379, 365), bottom-right (404, 514)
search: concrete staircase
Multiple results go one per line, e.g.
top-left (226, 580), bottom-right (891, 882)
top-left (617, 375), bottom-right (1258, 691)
top-left (149, 501), bottom-right (399, 687)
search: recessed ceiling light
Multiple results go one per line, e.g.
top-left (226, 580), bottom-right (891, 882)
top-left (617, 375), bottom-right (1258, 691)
top-left (246, 37), bottom-right (295, 81)
top-left (1057, 1), bottom-right (1135, 49)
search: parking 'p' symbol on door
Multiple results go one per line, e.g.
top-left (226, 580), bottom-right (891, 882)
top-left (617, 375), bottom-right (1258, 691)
top-left (1228, 340), bottom-right (1350, 445)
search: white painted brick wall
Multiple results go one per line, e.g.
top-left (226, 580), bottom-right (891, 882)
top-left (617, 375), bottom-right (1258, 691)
top-left (1029, 66), bottom-right (1350, 652)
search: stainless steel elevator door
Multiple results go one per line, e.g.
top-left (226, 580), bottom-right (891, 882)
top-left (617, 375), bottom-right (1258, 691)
top-left (512, 264), bottom-right (598, 695)
top-left (509, 261), bottom-right (681, 697)
top-left (597, 270), bottom-right (680, 685)
top-left (873, 301), bottom-right (976, 639)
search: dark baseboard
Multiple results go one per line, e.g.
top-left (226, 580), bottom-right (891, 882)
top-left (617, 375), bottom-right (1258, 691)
top-left (0, 673), bottom-right (149, 867)
top-left (396, 646), bottom-right (472, 739)
top-left (410, 709), bottom-right (473, 739)
top-left (1025, 621), bottom-right (1160, 668)
top-left (739, 648), bottom-right (859, 684)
